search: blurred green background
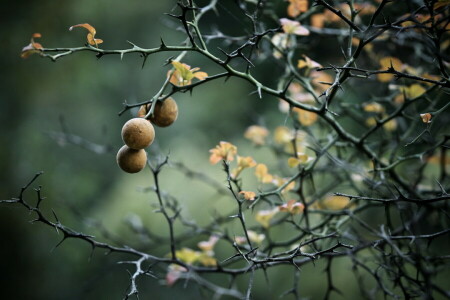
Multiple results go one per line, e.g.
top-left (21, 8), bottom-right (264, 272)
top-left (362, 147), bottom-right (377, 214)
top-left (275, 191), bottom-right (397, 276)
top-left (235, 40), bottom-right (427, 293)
top-left (0, 1), bottom-right (292, 299)
top-left (3, 0), bottom-right (447, 299)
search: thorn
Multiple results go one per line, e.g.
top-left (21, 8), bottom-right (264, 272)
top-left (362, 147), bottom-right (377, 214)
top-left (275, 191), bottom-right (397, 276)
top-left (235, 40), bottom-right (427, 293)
top-left (141, 54), bottom-right (149, 69)
top-left (51, 236), bottom-right (67, 252)
top-left (52, 209), bottom-right (60, 223)
top-left (160, 37), bottom-right (167, 49)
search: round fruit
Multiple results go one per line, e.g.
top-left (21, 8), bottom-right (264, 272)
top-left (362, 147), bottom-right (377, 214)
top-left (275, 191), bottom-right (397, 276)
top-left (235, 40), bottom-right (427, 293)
top-left (116, 145), bottom-right (147, 173)
top-left (121, 118), bottom-right (155, 149)
top-left (150, 98), bottom-right (178, 127)
top-left (137, 98), bottom-right (178, 127)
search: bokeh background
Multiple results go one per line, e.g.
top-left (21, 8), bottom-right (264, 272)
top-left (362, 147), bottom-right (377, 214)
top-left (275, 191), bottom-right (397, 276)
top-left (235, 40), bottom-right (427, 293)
top-left (1, 1), bottom-right (295, 299)
top-left (3, 0), bottom-right (448, 299)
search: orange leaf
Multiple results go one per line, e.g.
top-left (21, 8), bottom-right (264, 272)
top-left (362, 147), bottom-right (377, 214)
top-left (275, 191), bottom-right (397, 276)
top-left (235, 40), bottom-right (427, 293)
top-left (287, 0), bottom-right (309, 18)
top-left (21, 33), bottom-right (44, 59)
top-left (420, 113), bottom-right (432, 124)
top-left (70, 23), bottom-right (103, 46)
top-left (69, 23), bottom-right (96, 35)
top-left (193, 71), bottom-right (208, 81)
top-left (239, 191), bottom-right (256, 201)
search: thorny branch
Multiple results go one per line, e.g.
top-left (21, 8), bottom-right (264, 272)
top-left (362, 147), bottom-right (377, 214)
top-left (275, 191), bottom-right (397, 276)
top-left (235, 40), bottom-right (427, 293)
top-left (9, 0), bottom-right (450, 299)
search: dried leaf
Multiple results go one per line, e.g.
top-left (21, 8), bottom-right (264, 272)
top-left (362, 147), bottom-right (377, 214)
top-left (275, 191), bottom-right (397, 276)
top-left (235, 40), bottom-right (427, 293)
top-left (21, 33), bottom-right (44, 58)
top-left (69, 23), bottom-right (103, 46)
top-left (420, 113), bottom-right (432, 123)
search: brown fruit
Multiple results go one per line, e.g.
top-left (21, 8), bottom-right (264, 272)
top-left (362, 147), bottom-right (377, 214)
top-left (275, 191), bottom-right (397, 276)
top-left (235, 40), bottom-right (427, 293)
top-left (136, 98), bottom-right (178, 127)
top-left (121, 118), bottom-right (155, 149)
top-left (151, 98), bottom-right (178, 127)
top-left (116, 145), bottom-right (147, 173)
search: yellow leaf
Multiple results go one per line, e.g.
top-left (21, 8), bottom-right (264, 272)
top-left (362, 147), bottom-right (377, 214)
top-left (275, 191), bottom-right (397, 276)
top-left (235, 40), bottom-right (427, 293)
top-left (255, 164), bottom-right (273, 183)
top-left (274, 126), bottom-right (293, 144)
top-left (169, 61), bottom-right (208, 86)
top-left (294, 108), bottom-right (318, 126)
top-left (255, 208), bottom-right (279, 228)
top-left (239, 191), bottom-right (256, 201)
top-left (288, 153), bottom-right (311, 167)
top-left (320, 195), bottom-right (351, 210)
top-left (279, 199), bottom-right (304, 214)
top-left (365, 117), bottom-right (377, 127)
top-left (198, 254), bottom-right (217, 267)
top-left (397, 85), bottom-right (426, 100)
top-left (209, 141), bottom-right (237, 165)
top-left (384, 119), bottom-right (397, 131)
top-left (232, 155), bottom-right (257, 178)
top-left (404, 84), bottom-right (426, 98)
top-left (363, 102), bottom-right (385, 113)
top-left (288, 157), bottom-right (300, 168)
top-left (244, 125), bottom-right (269, 145)
top-left (175, 248), bottom-right (202, 264)
top-left (272, 176), bottom-right (296, 194)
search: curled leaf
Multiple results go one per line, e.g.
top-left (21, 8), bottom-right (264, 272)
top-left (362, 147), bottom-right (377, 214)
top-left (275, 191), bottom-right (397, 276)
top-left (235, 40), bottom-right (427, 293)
top-left (69, 23), bottom-right (103, 47)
